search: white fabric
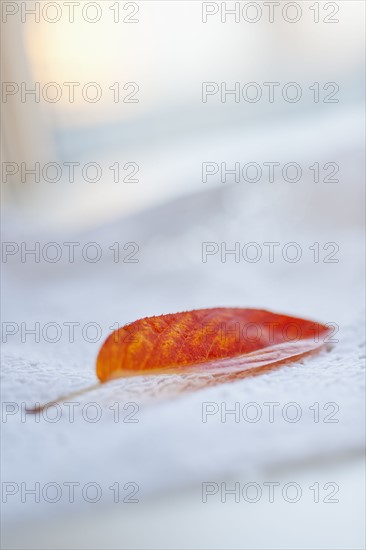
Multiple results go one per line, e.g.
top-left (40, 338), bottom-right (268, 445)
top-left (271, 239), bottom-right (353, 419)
top-left (2, 180), bottom-right (365, 524)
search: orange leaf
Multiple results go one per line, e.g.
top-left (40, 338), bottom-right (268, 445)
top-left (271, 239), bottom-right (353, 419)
top-left (96, 308), bottom-right (332, 382)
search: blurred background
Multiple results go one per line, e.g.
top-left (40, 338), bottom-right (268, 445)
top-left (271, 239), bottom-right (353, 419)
top-left (2, 0), bottom-right (365, 228)
top-left (1, 1), bottom-right (365, 549)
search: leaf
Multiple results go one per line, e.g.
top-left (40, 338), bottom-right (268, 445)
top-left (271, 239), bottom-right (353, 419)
top-left (96, 308), bottom-right (332, 382)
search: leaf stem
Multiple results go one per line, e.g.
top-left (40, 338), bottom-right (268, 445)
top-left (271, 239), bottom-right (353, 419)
top-left (26, 383), bottom-right (102, 414)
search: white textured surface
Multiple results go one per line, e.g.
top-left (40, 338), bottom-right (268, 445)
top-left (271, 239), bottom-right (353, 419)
top-left (1, 181), bottom-right (365, 527)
